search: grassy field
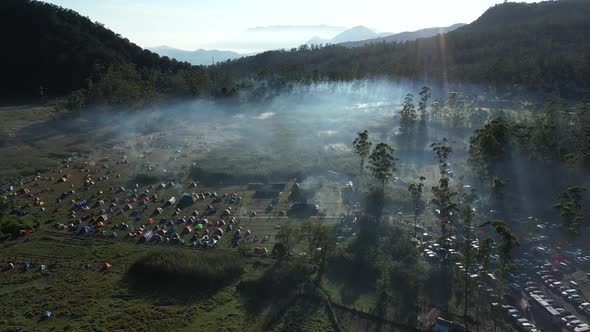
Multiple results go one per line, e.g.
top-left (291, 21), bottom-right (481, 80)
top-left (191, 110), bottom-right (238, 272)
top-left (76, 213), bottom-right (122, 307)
top-left (0, 98), bottom-right (494, 331)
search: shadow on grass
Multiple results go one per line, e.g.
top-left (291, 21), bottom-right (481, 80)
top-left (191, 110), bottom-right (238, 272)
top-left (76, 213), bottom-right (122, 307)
top-left (324, 254), bottom-right (376, 306)
top-left (237, 260), bottom-right (315, 315)
top-left (124, 250), bottom-right (244, 304)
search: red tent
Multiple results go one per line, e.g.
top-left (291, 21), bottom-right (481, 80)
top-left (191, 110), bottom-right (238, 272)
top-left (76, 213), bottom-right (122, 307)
top-left (553, 254), bottom-right (564, 261)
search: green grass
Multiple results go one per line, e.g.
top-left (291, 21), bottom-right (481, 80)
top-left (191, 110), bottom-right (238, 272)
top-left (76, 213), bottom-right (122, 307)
top-left (271, 298), bottom-right (333, 332)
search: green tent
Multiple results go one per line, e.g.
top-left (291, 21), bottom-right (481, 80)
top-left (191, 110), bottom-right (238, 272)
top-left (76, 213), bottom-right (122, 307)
top-left (195, 224), bottom-right (203, 230)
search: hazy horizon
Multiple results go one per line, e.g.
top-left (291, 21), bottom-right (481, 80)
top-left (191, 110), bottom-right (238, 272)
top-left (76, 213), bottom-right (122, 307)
top-left (43, 0), bottom-right (540, 53)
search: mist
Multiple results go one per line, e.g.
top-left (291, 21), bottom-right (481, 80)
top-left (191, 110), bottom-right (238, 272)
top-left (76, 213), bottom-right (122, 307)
top-left (2, 79), bottom-right (589, 227)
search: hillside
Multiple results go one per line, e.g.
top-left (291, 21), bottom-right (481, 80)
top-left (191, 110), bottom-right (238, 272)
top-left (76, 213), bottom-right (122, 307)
top-left (222, 0), bottom-right (590, 96)
top-left (339, 24), bottom-right (465, 48)
top-left (0, 0), bottom-right (227, 102)
top-left (149, 46), bottom-right (245, 66)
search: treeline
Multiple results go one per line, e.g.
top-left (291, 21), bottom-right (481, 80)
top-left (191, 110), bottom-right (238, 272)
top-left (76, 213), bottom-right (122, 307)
top-left (221, 0), bottom-right (590, 97)
top-left (0, 0), bottom-right (239, 105)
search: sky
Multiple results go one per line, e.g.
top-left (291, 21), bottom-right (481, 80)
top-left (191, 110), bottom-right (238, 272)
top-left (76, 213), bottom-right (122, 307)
top-left (44, 0), bottom-right (539, 53)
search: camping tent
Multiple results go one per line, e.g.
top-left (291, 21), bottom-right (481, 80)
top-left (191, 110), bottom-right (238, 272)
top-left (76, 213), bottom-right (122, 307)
top-left (180, 194), bottom-right (196, 206)
top-left (165, 197), bottom-right (176, 206)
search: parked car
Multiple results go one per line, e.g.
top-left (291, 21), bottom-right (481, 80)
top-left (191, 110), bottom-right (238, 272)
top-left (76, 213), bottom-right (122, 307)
top-left (562, 315), bottom-right (578, 326)
top-left (507, 308), bottom-right (522, 320)
top-left (567, 320), bottom-right (584, 330)
top-left (577, 302), bottom-right (590, 312)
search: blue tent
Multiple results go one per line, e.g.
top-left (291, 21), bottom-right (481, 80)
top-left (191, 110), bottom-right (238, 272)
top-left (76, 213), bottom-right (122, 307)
top-left (80, 226), bottom-right (93, 234)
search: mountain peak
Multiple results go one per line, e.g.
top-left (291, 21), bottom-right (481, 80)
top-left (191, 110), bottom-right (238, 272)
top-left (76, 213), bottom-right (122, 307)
top-left (332, 26), bottom-right (377, 43)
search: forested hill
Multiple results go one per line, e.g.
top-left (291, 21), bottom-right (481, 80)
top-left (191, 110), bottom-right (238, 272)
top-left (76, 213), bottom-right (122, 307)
top-left (0, 0), bottom-right (237, 103)
top-left (221, 0), bottom-right (590, 97)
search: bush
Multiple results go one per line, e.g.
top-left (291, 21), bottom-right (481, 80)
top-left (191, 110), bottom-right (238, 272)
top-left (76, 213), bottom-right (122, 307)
top-left (0, 214), bottom-right (32, 238)
top-left (126, 251), bottom-right (244, 291)
top-left (128, 174), bottom-right (161, 186)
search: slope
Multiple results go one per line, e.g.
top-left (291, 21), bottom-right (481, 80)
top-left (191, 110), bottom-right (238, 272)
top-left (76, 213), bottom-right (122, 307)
top-left (0, 0), bottom-right (216, 101)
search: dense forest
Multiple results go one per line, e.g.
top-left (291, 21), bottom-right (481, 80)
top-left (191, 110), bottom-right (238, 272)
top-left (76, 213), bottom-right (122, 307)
top-left (0, 0), bottom-right (238, 105)
top-left (221, 0), bottom-right (590, 98)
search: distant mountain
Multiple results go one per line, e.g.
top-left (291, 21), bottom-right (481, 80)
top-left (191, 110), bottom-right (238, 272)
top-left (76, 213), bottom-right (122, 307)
top-left (339, 24), bottom-right (466, 47)
top-left (149, 46), bottom-right (245, 65)
top-left (307, 25), bottom-right (384, 45)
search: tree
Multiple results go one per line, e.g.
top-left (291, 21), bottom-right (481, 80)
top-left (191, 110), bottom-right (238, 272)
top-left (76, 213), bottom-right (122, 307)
top-left (461, 203), bottom-right (476, 324)
top-left (353, 130), bottom-right (372, 176)
top-left (554, 186), bottom-right (586, 234)
top-left (479, 220), bottom-right (519, 272)
top-left (430, 139), bottom-right (458, 235)
top-left (399, 94), bottom-right (417, 136)
top-left (476, 237), bottom-right (494, 272)
top-left (368, 143), bottom-right (397, 192)
top-left (408, 176), bottom-right (426, 238)
top-left (300, 220), bottom-right (336, 268)
top-left (400, 94), bottom-right (416, 120)
top-left (418, 86), bottom-right (431, 122)
top-left (468, 117), bottom-right (514, 181)
top-left (431, 98), bottom-right (444, 120)
top-left (272, 223), bottom-right (301, 260)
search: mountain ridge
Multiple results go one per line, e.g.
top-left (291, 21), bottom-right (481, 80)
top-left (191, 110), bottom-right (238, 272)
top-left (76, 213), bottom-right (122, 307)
top-left (148, 46), bottom-right (246, 65)
top-left (339, 23), bottom-right (466, 47)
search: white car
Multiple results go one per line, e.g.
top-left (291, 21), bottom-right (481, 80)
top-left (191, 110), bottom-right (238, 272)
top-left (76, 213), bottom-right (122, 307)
top-left (521, 322), bottom-right (536, 331)
top-left (562, 315), bottom-right (578, 325)
top-left (567, 320), bottom-right (584, 331)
